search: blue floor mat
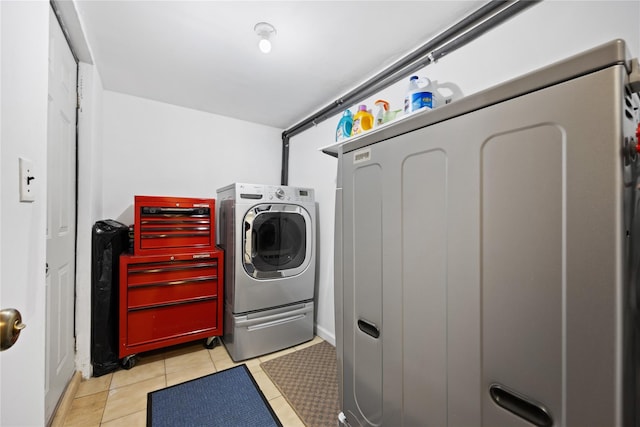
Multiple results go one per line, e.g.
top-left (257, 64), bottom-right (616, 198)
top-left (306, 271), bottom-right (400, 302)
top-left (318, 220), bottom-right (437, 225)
top-left (147, 364), bottom-right (282, 427)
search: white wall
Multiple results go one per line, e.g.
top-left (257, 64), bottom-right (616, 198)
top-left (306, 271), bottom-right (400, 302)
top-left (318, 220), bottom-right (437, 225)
top-left (75, 62), bottom-right (105, 378)
top-left (287, 0), bottom-right (640, 345)
top-left (68, 91), bottom-right (282, 378)
top-left (101, 91), bottom-right (282, 224)
top-left (289, 126), bottom-right (338, 343)
top-left (0, 1), bottom-right (49, 425)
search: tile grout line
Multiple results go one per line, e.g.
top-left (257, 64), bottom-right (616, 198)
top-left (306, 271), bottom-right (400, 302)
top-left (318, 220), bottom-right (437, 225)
top-left (97, 374), bottom-right (113, 426)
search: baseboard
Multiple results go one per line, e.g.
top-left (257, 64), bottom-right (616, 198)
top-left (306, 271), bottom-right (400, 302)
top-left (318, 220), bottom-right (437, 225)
top-left (49, 371), bottom-right (81, 427)
top-left (315, 324), bottom-right (335, 346)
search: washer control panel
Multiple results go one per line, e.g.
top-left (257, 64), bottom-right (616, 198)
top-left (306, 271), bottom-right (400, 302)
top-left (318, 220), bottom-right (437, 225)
top-left (266, 185), bottom-right (314, 202)
top-left (236, 184), bottom-right (314, 203)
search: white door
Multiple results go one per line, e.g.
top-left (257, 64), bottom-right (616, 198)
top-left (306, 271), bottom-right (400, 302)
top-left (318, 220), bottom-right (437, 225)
top-left (1, 2), bottom-right (52, 425)
top-left (45, 7), bottom-right (77, 422)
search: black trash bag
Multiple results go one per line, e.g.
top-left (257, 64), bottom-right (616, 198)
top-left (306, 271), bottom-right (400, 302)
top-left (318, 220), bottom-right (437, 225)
top-left (91, 220), bottom-right (129, 377)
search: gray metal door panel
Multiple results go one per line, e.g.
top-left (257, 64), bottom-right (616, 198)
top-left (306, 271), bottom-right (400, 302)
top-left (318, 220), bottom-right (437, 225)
top-left (351, 163), bottom-right (384, 426)
top-left (342, 135), bottom-right (459, 426)
top-left (480, 125), bottom-right (564, 426)
top-left (392, 120), bottom-right (483, 426)
top-left (342, 151), bottom-right (392, 427)
top-left (341, 114), bottom-right (483, 426)
top-left (470, 66), bottom-right (622, 426)
top-left (474, 66), bottom-right (623, 427)
top-left (400, 149), bottom-right (448, 426)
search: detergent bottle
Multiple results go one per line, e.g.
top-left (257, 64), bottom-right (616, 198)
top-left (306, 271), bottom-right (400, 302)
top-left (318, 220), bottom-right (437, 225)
top-left (374, 100), bottom-right (389, 126)
top-left (404, 76), bottom-right (434, 114)
top-left (404, 76), bottom-right (465, 114)
top-left (335, 110), bottom-right (353, 141)
top-left (351, 105), bottom-right (374, 136)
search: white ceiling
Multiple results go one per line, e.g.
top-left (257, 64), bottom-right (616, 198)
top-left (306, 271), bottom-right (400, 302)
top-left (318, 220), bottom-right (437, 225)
top-left (73, 1), bottom-right (486, 129)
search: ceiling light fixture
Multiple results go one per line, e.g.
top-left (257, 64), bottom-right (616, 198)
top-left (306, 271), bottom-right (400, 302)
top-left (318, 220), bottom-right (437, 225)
top-left (254, 22), bottom-right (276, 54)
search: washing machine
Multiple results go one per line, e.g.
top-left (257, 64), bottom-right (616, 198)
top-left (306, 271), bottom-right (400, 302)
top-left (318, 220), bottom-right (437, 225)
top-left (216, 183), bottom-right (316, 361)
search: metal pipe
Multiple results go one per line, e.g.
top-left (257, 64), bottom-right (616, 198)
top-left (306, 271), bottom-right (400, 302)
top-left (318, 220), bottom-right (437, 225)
top-left (281, 133), bottom-right (290, 185)
top-left (430, 1), bottom-right (539, 62)
top-left (279, 0), bottom-right (539, 182)
top-left (283, 1), bottom-right (514, 138)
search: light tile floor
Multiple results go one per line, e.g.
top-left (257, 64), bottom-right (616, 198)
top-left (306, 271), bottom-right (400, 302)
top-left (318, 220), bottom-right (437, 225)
top-left (62, 336), bottom-right (326, 427)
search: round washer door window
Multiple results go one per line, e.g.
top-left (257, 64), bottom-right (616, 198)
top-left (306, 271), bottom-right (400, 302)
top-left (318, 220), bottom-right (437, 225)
top-left (243, 204), bottom-right (312, 278)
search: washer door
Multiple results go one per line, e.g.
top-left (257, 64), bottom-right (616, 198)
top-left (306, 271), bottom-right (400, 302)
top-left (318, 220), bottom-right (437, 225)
top-left (243, 204), bottom-right (312, 279)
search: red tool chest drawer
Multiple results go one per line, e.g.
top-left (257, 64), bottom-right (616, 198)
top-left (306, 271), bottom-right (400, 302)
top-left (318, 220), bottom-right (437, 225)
top-left (127, 299), bottom-right (218, 347)
top-left (126, 258), bottom-right (218, 308)
top-left (119, 250), bottom-right (224, 357)
top-left (134, 195), bottom-right (215, 256)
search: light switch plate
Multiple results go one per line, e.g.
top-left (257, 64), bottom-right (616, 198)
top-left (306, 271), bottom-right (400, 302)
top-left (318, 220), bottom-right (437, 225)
top-left (19, 157), bottom-right (35, 202)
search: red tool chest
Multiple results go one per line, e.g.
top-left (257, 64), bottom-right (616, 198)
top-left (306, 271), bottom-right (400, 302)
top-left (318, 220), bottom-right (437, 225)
top-left (119, 195), bottom-right (223, 368)
top-left (133, 195), bottom-right (215, 256)
top-left (119, 250), bottom-right (224, 361)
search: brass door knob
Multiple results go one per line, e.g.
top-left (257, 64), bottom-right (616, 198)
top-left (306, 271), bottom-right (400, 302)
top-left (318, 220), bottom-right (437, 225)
top-left (0, 308), bottom-right (26, 351)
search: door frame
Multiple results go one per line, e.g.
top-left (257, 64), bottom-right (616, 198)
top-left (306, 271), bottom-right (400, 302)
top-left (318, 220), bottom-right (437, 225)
top-left (45, 4), bottom-right (80, 423)
top-left (50, 0), bottom-right (98, 381)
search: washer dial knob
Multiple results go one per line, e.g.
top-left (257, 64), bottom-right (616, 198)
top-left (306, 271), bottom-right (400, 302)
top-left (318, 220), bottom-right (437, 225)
top-left (275, 188), bottom-right (285, 200)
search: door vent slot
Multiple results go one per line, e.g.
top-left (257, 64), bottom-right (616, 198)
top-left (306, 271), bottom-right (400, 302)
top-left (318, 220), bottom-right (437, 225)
top-left (357, 319), bottom-right (380, 339)
top-left (489, 384), bottom-right (553, 427)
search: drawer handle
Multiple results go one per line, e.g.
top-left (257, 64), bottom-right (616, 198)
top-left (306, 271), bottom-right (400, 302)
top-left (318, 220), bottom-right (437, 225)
top-left (141, 226), bottom-right (210, 232)
top-left (357, 319), bottom-right (380, 339)
top-left (129, 262), bottom-right (217, 274)
top-left (140, 219), bottom-right (210, 225)
top-left (141, 232), bottom-right (211, 239)
top-left (489, 383), bottom-right (553, 427)
top-left (141, 207), bottom-right (210, 216)
top-left (129, 276), bottom-right (216, 289)
top-left (129, 296), bottom-right (216, 312)
top-left (246, 314), bottom-right (306, 331)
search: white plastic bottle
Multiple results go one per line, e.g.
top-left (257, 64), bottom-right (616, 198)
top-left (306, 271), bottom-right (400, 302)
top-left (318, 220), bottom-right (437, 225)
top-left (404, 76), bottom-right (434, 114)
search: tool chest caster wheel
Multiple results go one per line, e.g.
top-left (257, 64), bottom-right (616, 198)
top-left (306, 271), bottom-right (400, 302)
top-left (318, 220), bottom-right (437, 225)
top-left (204, 337), bottom-right (219, 349)
top-left (122, 355), bottom-right (137, 370)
